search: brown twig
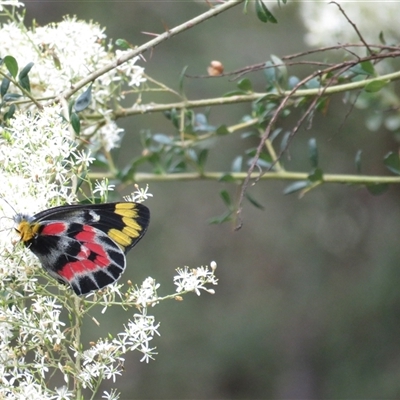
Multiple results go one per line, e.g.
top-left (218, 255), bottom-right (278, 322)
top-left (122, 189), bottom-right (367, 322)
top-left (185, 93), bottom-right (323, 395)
top-left (330, 1), bottom-right (373, 55)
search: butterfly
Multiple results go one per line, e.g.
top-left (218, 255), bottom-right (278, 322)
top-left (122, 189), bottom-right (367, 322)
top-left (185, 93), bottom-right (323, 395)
top-left (13, 202), bottom-right (150, 296)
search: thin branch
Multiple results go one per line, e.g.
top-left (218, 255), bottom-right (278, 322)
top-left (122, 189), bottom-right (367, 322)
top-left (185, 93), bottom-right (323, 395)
top-left (331, 1), bottom-right (373, 55)
top-left (87, 170), bottom-right (400, 185)
top-left (235, 67), bottom-right (400, 230)
top-left (113, 59), bottom-right (400, 118)
top-left (54, 0), bottom-right (245, 103)
top-left (281, 43), bottom-right (399, 61)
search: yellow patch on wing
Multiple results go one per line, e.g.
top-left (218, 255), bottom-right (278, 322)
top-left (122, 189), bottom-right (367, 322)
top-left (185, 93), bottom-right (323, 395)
top-left (114, 203), bottom-right (139, 218)
top-left (108, 203), bottom-right (146, 250)
top-left (108, 228), bottom-right (131, 250)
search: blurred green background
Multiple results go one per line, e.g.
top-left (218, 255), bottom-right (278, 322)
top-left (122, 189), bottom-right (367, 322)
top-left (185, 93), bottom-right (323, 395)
top-left (24, 2), bottom-right (400, 399)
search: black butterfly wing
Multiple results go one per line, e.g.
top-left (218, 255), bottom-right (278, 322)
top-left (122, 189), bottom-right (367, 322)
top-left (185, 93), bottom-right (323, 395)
top-left (28, 221), bottom-right (127, 295)
top-left (33, 202), bottom-right (150, 253)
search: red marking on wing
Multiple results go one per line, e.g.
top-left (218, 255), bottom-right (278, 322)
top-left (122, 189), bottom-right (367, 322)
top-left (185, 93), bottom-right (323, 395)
top-left (77, 247), bottom-right (90, 259)
top-left (41, 222), bottom-right (67, 235)
top-left (85, 242), bottom-right (108, 259)
top-left (74, 225), bottom-right (97, 242)
top-left (59, 228), bottom-right (112, 281)
top-left (61, 259), bottom-right (98, 281)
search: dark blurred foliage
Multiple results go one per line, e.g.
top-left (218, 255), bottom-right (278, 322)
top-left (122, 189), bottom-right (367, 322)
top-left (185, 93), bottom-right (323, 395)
top-left (25, 2), bottom-right (400, 399)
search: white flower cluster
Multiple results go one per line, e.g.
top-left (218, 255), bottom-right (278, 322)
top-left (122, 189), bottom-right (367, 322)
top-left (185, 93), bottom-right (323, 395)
top-left (0, 3), bottom-right (218, 399)
top-left (0, 0), bottom-right (22, 10)
top-left (0, 107), bottom-right (77, 399)
top-left (0, 105), bottom-right (92, 291)
top-left (124, 184), bottom-right (154, 203)
top-left (0, 3), bottom-right (146, 152)
top-left (0, 296), bottom-right (68, 399)
top-left (174, 261), bottom-right (218, 296)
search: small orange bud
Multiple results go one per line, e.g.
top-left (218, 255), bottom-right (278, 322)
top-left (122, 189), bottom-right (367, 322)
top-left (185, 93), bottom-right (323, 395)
top-left (207, 60), bottom-right (224, 76)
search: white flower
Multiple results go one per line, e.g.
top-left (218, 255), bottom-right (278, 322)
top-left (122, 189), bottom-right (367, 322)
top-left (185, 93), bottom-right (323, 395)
top-left (0, 14), bottom-right (145, 152)
top-left (93, 179), bottom-right (116, 197)
top-left (102, 389), bottom-right (120, 400)
top-left (125, 184), bottom-right (153, 203)
top-left (174, 262), bottom-right (218, 296)
top-left (0, 0), bottom-right (23, 10)
top-left (127, 277), bottom-right (160, 307)
top-left (52, 386), bottom-right (74, 400)
top-left (117, 310), bottom-right (160, 362)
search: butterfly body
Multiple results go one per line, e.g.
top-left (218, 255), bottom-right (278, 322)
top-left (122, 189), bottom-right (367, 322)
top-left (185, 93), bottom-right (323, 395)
top-left (14, 202), bottom-right (150, 296)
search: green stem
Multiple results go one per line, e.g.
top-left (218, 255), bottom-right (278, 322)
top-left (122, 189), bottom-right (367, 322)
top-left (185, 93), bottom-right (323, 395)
top-left (90, 170), bottom-right (400, 185)
top-left (113, 70), bottom-right (400, 117)
top-left (73, 295), bottom-right (83, 400)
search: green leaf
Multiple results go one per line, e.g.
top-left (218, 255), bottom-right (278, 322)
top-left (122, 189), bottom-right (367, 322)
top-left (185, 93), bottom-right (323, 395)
top-left (19, 75), bottom-right (31, 92)
top-left (364, 79), bottom-right (389, 93)
top-left (288, 76), bottom-right (300, 89)
top-left (237, 78), bottom-right (253, 92)
top-left (255, 0), bottom-right (277, 23)
top-left (263, 61), bottom-right (276, 84)
top-left (115, 38), bottom-right (130, 49)
top-left (3, 93), bottom-right (22, 102)
top-left (4, 104), bottom-right (16, 121)
top-left (231, 156), bottom-right (242, 172)
top-left (218, 173), bottom-right (237, 182)
top-left (269, 128), bottom-right (282, 142)
top-left (245, 192), bottom-right (264, 209)
top-left (253, 158), bottom-right (272, 169)
top-left (74, 84), bottom-right (92, 112)
top-left (186, 149), bottom-right (198, 164)
top-left (308, 168), bottom-right (323, 182)
top-left (223, 90), bottom-right (248, 97)
top-left (18, 62), bottom-right (34, 79)
top-left (4, 55), bottom-right (18, 78)
top-left (208, 210), bottom-right (233, 224)
top-left (355, 150), bottom-right (362, 174)
top-left (216, 125), bottom-right (230, 135)
top-left (255, 0), bottom-right (268, 22)
top-left (280, 131), bottom-right (291, 153)
top-left (19, 76), bottom-right (30, 92)
top-left (366, 183), bottom-right (389, 195)
top-left (152, 133), bottom-right (173, 145)
top-left (220, 189), bottom-right (232, 208)
top-left (360, 61), bottom-right (375, 76)
top-left (1, 76), bottom-right (10, 97)
top-left (308, 138), bottom-right (318, 168)
top-left (198, 149), bottom-right (208, 169)
top-left (349, 64), bottom-right (372, 76)
top-left (305, 78), bottom-right (320, 89)
top-left (164, 109), bottom-right (180, 129)
top-left (70, 112), bottom-right (81, 135)
top-left (283, 181), bottom-right (309, 195)
top-left (18, 62), bottom-right (33, 92)
top-left (379, 31), bottom-right (386, 45)
top-left (384, 152), bottom-right (400, 175)
top-left (270, 54), bottom-right (287, 85)
top-left (168, 160), bottom-right (186, 173)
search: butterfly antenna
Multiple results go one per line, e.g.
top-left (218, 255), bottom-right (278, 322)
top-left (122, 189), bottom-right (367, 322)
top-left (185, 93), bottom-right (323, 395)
top-left (0, 193), bottom-right (18, 215)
